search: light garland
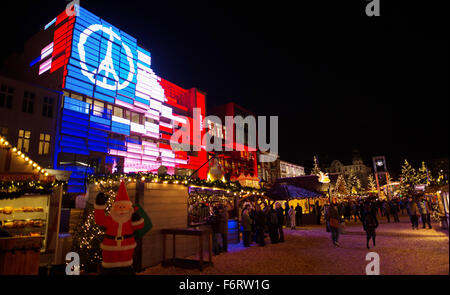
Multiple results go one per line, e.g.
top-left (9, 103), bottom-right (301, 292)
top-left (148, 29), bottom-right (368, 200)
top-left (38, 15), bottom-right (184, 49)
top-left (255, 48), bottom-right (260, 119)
top-left (0, 135), bottom-right (48, 176)
top-left (87, 172), bottom-right (267, 196)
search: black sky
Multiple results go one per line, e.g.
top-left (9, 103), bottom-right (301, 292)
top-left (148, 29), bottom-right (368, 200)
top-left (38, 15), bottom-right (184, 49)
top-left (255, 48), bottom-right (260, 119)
top-left (0, 0), bottom-right (448, 177)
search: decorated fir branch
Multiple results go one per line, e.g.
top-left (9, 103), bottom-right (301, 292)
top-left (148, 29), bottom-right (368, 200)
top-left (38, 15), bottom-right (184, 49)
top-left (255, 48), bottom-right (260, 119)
top-left (70, 182), bottom-right (118, 270)
top-left (0, 180), bottom-right (66, 199)
top-left (86, 172), bottom-right (267, 195)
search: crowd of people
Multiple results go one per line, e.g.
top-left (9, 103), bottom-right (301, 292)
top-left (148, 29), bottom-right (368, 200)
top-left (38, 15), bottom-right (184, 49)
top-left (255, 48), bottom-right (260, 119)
top-left (324, 192), bottom-right (437, 248)
top-left (203, 192), bottom-right (439, 252)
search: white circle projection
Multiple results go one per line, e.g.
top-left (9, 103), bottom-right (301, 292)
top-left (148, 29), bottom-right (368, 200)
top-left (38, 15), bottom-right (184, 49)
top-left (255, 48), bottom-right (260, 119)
top-left (77, 24), bottom-right (135, 91)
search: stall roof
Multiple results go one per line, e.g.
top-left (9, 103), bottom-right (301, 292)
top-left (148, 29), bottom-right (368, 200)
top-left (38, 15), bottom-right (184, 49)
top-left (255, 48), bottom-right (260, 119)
top-left (268, 184), bottom-right (323, 200)
top-left (277, 174), bottom-right (339, 191)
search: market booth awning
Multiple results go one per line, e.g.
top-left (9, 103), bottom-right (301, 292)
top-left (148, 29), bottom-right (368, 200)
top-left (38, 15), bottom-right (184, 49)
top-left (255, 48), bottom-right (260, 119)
top-left (268, 173), bottom-right (340, 200)
top-left (268, 183), bottom-right (323, 200)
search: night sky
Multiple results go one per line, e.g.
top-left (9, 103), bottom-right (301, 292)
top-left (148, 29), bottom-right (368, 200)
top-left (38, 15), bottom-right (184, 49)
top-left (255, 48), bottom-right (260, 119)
top-left (0, 0), bottom-right (448, 177)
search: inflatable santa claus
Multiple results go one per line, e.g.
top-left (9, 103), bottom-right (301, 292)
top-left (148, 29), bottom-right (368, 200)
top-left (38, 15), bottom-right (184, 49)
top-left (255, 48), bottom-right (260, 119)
top-left (94, 180), bottom-right (144, 274)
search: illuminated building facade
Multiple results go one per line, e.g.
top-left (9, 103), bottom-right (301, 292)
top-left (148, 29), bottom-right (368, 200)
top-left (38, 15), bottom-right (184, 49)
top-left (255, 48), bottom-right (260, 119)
top-left (207, 102), bottom-right (258, 182)
top-left (6, 5), bottom-right (209, 192)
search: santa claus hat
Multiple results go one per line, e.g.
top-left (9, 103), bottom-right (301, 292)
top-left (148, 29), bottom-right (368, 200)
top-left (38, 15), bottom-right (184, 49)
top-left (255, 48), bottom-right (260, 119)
top-left (114, 180), bottom-right (132, 205)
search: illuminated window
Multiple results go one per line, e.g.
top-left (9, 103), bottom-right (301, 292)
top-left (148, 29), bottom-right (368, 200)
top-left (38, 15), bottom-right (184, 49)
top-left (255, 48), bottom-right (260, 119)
top-left (71, 93), bottom-right (83, 101)
top-left (113, 106), bottom-right (123, 118)
top-left (42, 97), bottom-right (54, 118)
top-left (131, 112), bottom-right (141, 124)
top-left (124, 109), bottom-right (131, 120)
top-left (22, 91), bottom-right (35, 114)
top-left (38, 133), bottom-right (51, 155)
top-left (17, 129), bottom-right (31, 152)
top-left (93, 100), bottom-right (104, 117)
top-left (0, 127), bottom-right (8, 137)
top-left (0, 84), bottom-right (14, 109)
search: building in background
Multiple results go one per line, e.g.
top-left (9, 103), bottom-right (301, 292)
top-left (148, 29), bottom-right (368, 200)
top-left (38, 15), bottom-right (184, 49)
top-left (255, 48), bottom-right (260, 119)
top-left (279, 160), bottom-right (305, 178)
top-left (2, 5), bottom-right (210, 192)
top-left (0, 75), bottom-right (60, 169)
top-left (327, 150), bottom-right (372, 187)
top-left (207, 102), bottom-right (258, 185)
top-left (257, 151), bottom-right (280, 186)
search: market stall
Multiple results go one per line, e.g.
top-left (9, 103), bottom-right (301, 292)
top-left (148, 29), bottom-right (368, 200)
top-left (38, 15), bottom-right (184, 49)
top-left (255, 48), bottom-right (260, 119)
top-left (268, 174), bottom-right (340, 224)
top-left (0, 136), bottom-right (64, 274)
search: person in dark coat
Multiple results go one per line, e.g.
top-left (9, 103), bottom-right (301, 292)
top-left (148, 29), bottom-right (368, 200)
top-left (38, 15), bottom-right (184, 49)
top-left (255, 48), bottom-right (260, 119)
top-left (267, 205), bottom-right (279, 244)
top-left (390, 200), bottom-right (400, 223)
top-left (284, 202), bottom-right (290, 226)
top-left (363, 203), bottom-right (379, 249)
top-left (315, 201), bottom-right (322, 225)
top-left (217, 204), bottom-right (229, 252)
top-left (295, 204), bottom-right (303, 226)
top-left (254, 205), bottom-right (266, 246)
top-left (206, 206), bottom-right (221, 255)
top-left (241, 208), bottom-right (252, 247)
top-left (275, 202), bottom-right (285, 242)
top-left (382, 201), bottom-right (391, 223)
top-left (325, 200), bottom-right (342, 247)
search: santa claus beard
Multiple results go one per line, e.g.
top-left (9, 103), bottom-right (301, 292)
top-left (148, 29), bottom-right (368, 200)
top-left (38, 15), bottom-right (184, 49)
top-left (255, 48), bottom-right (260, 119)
top-left (110, 208), bottom-right (133, 224)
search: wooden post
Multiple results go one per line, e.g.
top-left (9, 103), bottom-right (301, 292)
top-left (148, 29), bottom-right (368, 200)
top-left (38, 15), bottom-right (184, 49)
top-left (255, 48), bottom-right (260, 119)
top-left (172, 234), bottom-right (176, 263)
top-left (52, 185), bottom-right (63, 265)
top-left (199, 234), bottom-right (203, 271)
top-left (208, 231), bottom-right (212, 264)
top-left (133, 179), bottom-right (144, 272)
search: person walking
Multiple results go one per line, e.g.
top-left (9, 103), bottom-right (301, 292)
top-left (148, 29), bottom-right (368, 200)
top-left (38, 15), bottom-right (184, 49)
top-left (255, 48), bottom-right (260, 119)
top-left (275, 202), bottom-right (285, 242)
top-left (383, 201), bottom-right (391, 223)
top-left (418, 197), bottom-right (432, 229)
top-left (217, 204), bottom-right (229, 252)
top-left (407, 198), bottom-right (420, 230)
top-left (206, 206), bottom-right (221, 255)
top-left (315, 201), bottom-right (322, 225)
top-left (390, 200), bottom-right (400, 223)
top-left (241, 208), bottom-right (252, 247)
top-left (288, 206), bottom-right (296, 230)
top-left (363, 203), bottom-right (379, 249)
top-left (295, 203), bottom-right (303, 226)
top-left (254, 205), bottom-right (266, 246)
top-left (267, 205), bottom-right (279, 244)
top-left (283, 201), bottom-right (290, 228)
top-left (325, 200), bottom-right (342, 247)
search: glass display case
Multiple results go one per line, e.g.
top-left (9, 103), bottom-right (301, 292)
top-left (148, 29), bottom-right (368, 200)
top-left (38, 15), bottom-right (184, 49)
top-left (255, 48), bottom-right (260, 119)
top-left (0, 194), bottom-right (50, 251)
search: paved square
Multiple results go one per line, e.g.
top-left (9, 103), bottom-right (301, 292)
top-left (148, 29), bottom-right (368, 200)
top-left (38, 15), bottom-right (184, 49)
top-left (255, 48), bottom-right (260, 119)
top-left (139, 216), bottom-right (449, 275)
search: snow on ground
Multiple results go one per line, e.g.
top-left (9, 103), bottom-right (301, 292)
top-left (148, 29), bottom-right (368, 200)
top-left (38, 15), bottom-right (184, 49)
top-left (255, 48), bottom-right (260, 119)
top-left (139, 216), bottom-right (449, 275)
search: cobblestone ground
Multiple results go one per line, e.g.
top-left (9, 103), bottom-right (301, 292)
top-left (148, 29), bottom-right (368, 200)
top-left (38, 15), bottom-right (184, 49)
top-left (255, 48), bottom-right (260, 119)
top-left (139, 216), bottom-right (449, 275)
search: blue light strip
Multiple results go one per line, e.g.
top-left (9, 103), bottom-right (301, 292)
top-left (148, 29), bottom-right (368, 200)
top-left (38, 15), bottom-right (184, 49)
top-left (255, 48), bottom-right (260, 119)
top-left (44, 17), bottom-right (57, 30)
top-left (29, 56), bottom-right (42, 67)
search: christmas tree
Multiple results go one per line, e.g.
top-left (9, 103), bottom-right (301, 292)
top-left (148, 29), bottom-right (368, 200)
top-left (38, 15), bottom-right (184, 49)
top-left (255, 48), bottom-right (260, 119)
top-left (356, 177), bottom-right (362, 195)
top-left (310, 156), bottom-right (321, 175)
top-left (399, 159), bottom-right (418, 196)
top-left (71, 183), bottom-right (118, 271)
top-left (367, 174), bottom-right (377, 192)
top-left (417, 161), bottom-right (430, 185)
top-left (346, 171), bottom-right (358, 195)
top-left (333, 174), bottom-right (348, 199)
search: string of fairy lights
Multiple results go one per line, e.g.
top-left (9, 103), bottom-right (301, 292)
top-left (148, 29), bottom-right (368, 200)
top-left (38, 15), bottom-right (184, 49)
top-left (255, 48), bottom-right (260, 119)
top-left (87, 173), bottom-right (267, 197)
top-left (0, 136), bottom-right (49, 177)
